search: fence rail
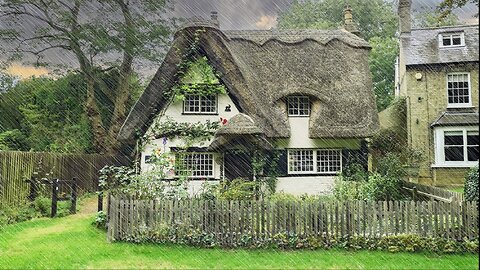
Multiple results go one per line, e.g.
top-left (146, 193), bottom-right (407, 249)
top-left (0, 151), bottom-right (131, 205)
top-left (107, 197), bottom-right (478, 243)
top-left (402, 181), bottom-right (464, 202)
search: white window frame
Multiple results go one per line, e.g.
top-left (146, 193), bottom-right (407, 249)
top-left (183, 94), bottom-right (218, 114)
top-left (287, 96), bottom-right (311, 117)
top-left (433, 126), bottom-right (479, 168)
top-left (287, 149), bottom-right (342, 174)
top-left (446, 72), bottom-right (472, 108)
top-left (438, 32), bottom-right (465, 48)
top-left (175, 152), bottom-right (215, 178)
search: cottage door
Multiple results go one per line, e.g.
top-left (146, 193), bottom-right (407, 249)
top-left (224, 151), bottom-right (253, 180)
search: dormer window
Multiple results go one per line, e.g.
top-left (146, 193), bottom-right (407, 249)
top-left (439, 32), bottom-right (464, 48)
top-left (287, 96), bottom-right (310, 116)
top-left (183, 94), bottom-right (217, 114)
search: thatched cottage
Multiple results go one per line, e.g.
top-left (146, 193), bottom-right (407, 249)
top-left (118, 12), bottom-right (379, 195)
top-left (379, 0), bottom-right (479, 187)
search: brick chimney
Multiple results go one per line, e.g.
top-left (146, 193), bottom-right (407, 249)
top-left (398, 0), bottom-right (412, 33)
top-left (210, 11), bottom-right (219, 28)
top-left (343, 5), bottom-right (360, 35)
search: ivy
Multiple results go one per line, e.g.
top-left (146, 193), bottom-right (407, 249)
top-left (165, 29), bottom-right (227, 101)
top-left (144, 116), bottom-right (219, 143)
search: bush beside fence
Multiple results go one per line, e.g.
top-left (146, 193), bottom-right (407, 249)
top-left (0, 151), bottom-right (131, 205)
top-left (107, 197), bottom-right (478, 246)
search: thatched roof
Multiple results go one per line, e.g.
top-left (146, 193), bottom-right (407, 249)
top-left (216, 113), bottom-right (263, 135)
top-left (402, 24), bottom-right (479, 66)
top-left (118, 19), bottom-right (379, 143)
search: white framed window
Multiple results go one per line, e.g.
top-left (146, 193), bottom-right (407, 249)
top-left (447, 73), bottom-right (471, 108)
top-left (183, 95), bottom-right (217, 114)
top-left (288, 149), bottom-right (342, 174)
top-left (433, 126), bottom-right (479, 167)
top-left (287, 96), bottom-right (310, 116)
top-left (175, 152), bottom-right (214, 178)
top-left (439, 32), bottom-right (465, 48)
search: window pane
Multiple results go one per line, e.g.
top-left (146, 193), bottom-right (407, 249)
top-left (289, 150), bottom-right (314, 172)
top-left (317, 150), bottom-right (341, 173)
top-left (444, 146), bottom-right (464, 161)
top-left (444, 131), bottom-right (464, 145)
top-left (467, 132), bottom-right (479, 146)
top-left (443, 37), bottom-right (451, 46)
top-left (467, 146), bottom-right (479, 161)
top-left (452, 36), bottom-right (461, 45)
top-left (447, 73), bottom-right (470, 105)
top-left (176, 152), bottom-right (214, 177)
top-left (287, 96), bottom-right (310, 116)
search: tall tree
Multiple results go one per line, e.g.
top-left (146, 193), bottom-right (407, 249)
top-left (277, 0), bottom-right (398, 111)
top-left (414, 11), bottom-right (461, 28)
top-left (0, 0), bottom-right (174, 153)
top-left (438, 0), bottom-right (479, 19)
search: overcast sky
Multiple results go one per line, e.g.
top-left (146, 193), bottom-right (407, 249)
top-left (0, 0), bottom-right (478, 77)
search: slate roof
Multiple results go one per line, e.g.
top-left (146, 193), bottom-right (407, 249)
top-left (431, 111), bottom-right (479, 127)
top-left (401, 24), bottom-right (479, 66)
top-left (118, 19), bottom-right (379, 143)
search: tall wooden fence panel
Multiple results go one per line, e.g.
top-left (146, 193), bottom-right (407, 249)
top-left (0, 151), bottom-right (131, 205)
top-left (107, 198), bottom-right (479, 243)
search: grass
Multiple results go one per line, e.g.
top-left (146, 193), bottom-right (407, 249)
top-left (450, 187), bottom-right (464, 193)
top-left (0, 201), bottom-right (479, 269)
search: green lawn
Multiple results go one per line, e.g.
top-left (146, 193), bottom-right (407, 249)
top-left (0, 206), bottom-right (478, 269)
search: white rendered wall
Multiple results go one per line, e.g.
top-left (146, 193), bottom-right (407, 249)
top-left (140, 93), bottom-right (240, 177)
top-left (276, 176), bottom-right (335, 195)
top-left (276, 117), bottom-right (361, 149)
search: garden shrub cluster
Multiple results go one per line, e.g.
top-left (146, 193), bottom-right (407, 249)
top-left (464, 166), bottom-right (479, 203)
top-left (333, 153), bottom-right (407, 201)
top-left (0, 196), bottom-right (72, 226)
top-left (123, 223), bottom-right (478, 254)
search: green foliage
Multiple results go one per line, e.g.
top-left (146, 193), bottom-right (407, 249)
top-left (92, 211), bottom-right (107, 230)
top-left (218, 178), bottom-right (259, 200)
top-left (437, 0), bottom-right (479, 20)
top-left (414, 11), bottom-right (461, 28)
top-left (464, 166), bottom-right (479, 202)
top-left (126, 223), bottom-right (479, 254)
top-left (368, 37), bottom-right (399, 111)
top-left (146, 116), bottom-right (219, 143)
top-left (333, 179), bottom-right (365, 201)
top-left (277, 0), bottom-right (397, 40)
top-left (334, 154), bottom-right (405, 201)
top-left (0, 129), bottom-right (29, 150)
top-left (172, 56), bottom-right (226, 101)
top-left (0, 203), bottom-right (38, 226)
top-left (0, 72), bottom-right (16, 92)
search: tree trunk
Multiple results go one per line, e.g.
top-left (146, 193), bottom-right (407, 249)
top-left (85, 76), bottom-right (108, 153)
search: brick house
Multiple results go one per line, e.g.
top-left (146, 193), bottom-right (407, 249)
top-left (380, 0), bottom-right (479, 187)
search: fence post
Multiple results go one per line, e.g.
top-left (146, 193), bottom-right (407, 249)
top-left (51, 179), bottom-right (59, 217)
top-left (412, 186), bottom-right (417, 201)
top-left (28, 177), bottom-right (37, 202)
top-left (70, 177), bottom-right (78, 214)
top-left (98, 181), bottom-right (103, 212)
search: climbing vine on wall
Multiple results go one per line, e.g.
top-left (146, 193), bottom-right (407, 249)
top-left (142, 116), bottom-right (220, 144)
top-left (164, 28), bottom-right (226, 101)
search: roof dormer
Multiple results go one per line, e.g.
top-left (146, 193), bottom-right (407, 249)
top-left (439, 32), bottom-right (465, 48)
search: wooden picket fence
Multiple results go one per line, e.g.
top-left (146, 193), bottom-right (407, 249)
top-left (402, 181), bottom-right (464, 202)
top-left (107, 197), bottom-right (479, 243)
top-left (0, 151), bottom-right (131, 205)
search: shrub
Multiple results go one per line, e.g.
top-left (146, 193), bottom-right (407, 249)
top-left (464, 166), bottom-right (479, 202)
top-left (92, 211), bottom-right (107, 230)
top-left (218, 178), bottom-right (259, 200)
top-left (340, 162), bottom-right (368, 182)
top-left (333, 178), bottom-right (365, 200)
top-left (0, 203), bottom-right (38, 226)
top-left (361, 173), bottom-right (403, 201)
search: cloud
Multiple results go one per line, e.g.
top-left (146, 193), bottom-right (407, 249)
top-left (255, 15), bottom-right (278, 29)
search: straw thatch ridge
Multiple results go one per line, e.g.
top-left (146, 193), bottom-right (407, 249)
top-left (118, 20), bottom-right (379, 144)
top-left (216, 113), bottom-right (263, 135)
